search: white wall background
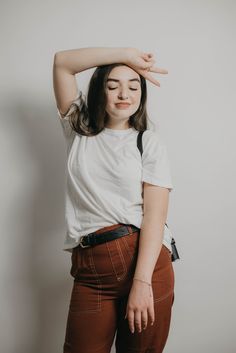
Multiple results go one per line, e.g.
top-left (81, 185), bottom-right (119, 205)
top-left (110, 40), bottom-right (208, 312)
top-left (1, 0), bottom-right (236, 352)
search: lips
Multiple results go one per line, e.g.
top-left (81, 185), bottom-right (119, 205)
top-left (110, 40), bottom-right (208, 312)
top-left (115, 103), bottom-right (131, 108)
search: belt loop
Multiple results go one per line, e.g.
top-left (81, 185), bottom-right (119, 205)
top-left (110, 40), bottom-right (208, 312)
top-left (127, 225), bottom-right (133, 234)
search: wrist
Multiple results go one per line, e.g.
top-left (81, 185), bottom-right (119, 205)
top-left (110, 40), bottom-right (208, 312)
top-left (133, 277), bottom-right (152, 286)
top-left (121, 47), bottom-right (134, 65)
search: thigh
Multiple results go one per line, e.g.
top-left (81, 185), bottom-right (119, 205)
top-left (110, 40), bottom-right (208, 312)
top-left (115, 292), bottom-right (174, 353)
top-left (115, 244), bottom-right (175, 353)
top-left (63, 247), bottom-right (118, 353)
top-left (152, 245), bottom-right (175, 303)
top-left (63, 292), bottom-right (117, 353)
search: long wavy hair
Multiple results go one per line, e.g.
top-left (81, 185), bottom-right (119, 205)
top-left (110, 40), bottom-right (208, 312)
top-left (67, 63), bottom-right (155, 136)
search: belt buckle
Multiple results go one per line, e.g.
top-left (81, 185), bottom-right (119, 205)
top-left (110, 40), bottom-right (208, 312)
top-left (79, 235), bottom-right (91, 248)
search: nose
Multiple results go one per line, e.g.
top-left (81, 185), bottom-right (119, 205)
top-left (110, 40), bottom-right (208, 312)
top-left (118, 89), bottom-right (129, 100)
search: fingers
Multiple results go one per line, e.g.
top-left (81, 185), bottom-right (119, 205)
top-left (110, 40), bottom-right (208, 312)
top-left (142, 51), bottom-right (168, 71)
top-left (150, 66), bottom-right (168, 74)
top-left (139, 61), bottom-right (168, 87)
top-left (142, 52), bottom-right (168, 87)
top-left (126, 309), bottom-right (154, 333)
top-left (127, 310), bottom-right (135, 333)
top-left (143, 59), bottom-right (156, 70)
top-left (147, 303), bottom-right (155, 326)
top-left (134, 311), bottom-right (142, 333)
top-left (141, 65), bottom-right (169, 87)
top-left (141, 310), bottom-right (148, 330)
top-left (143, 71), bottom-right (161, 87)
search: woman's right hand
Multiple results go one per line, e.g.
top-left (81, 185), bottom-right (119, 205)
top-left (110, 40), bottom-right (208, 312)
top-left (124, 47), bottom-right (168, 87)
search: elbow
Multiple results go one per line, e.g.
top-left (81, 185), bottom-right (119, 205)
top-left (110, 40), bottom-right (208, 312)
top-left (53, 52), bottom-right (60, 67)
top-left (53, 51), bottom-right (64, 67)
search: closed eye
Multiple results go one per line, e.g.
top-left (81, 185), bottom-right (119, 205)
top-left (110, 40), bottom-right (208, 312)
top-left (108, 87), bottom-right (138, 91)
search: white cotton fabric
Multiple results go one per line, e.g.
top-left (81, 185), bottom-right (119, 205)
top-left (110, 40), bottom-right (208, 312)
top-left (57, 92), bottom-right (174, 253)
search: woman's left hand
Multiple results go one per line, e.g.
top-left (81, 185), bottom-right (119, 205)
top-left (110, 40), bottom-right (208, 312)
top-left (125, 280), bottom-right (155, 333)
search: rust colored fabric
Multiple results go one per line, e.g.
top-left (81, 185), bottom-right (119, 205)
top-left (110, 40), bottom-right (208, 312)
top-left (63, 223), bottom-right (175, 353)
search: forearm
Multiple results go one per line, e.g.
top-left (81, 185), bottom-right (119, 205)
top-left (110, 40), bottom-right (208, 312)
top-left (53, 47), bottom-right (129, 74)
top-left (133, 215), bottom-right (165, 283)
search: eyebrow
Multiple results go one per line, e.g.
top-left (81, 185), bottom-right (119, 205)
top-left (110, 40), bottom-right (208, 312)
top-left (106, 78), bottom-right (140, 83)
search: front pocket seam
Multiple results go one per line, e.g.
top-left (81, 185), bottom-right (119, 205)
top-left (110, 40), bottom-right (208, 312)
top-left (122, 236), bottom-right (134, 260)
top-left (69, 248), bottom-right (102, 314)
top-left (106, 240), bottom-right (127, 281)
top-left (115, 239), bottom-right (127, 280)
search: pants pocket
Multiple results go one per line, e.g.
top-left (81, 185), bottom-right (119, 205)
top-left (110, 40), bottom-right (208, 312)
top-left (121, 232), bottom-right (139, 262)
top-left (69, 247), bottom-right (102, 314)
top-left (106, 239), bottom-right (128, 281)
top-left (69, 280), bottom-right (101, 314)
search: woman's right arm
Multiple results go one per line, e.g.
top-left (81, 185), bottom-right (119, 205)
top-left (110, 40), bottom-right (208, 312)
top-left (53, 47), bottom-right (129, 116)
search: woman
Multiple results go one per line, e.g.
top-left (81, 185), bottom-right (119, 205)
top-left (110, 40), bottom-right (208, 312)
top-left (53, 47), bottom-right (175, 353)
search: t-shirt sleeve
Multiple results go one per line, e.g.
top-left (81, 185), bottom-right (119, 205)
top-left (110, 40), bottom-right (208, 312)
top-left (141, 130), bottom-right (174, 192)
top-left (56, 90), bottom-right (85, 142)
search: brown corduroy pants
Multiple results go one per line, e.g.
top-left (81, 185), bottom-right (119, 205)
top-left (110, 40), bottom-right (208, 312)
top-left (63, 223), bottom-right (175, 353)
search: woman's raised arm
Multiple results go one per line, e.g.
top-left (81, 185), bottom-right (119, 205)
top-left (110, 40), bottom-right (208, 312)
top-left (53, 47), bottom-right (129, 116)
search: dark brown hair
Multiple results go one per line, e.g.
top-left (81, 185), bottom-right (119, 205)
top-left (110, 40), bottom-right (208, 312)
top-left (67, 63), bottom-right (154, 136)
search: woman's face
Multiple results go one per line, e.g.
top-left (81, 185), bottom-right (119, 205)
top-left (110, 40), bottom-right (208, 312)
top-left (105, 65), bottom-right (142, 126)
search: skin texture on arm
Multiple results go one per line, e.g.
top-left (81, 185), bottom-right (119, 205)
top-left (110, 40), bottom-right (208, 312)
top-left (134, 183), bottom-right (170, 282)
top-left (125, 183), bottom-right (170, 333)
top-left (54, 47), bottom-right (131, 75)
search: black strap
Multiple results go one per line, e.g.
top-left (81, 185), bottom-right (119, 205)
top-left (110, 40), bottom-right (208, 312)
top-left (137, 131), bottom-right (144, 156)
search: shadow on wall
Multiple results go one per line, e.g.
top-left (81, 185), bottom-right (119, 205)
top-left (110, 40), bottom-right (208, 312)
top-left (1, 99), bottom-right (72, 353)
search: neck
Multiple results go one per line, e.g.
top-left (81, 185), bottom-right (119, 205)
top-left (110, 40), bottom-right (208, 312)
top-left (105, 122), bottom-right (131, 130)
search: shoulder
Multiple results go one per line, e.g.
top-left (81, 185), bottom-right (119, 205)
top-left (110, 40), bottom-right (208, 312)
top-left (142, 129), bottom-right (165, 148)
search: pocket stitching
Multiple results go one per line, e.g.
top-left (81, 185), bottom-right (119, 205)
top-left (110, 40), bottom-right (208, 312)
top-left (122, 235), bottom-right (135, 261)
top-left (106, 240), bottom-right (127, 281)
top-left (115, 239), bottom-right (127, 280)
top-left (69, 248), bottom-right (102, 314)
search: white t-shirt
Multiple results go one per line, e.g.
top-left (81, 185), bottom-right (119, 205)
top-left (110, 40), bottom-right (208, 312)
top-left (57, 93), bottom-right (174, 253)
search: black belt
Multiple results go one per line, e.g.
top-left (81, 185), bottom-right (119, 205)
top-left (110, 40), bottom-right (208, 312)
top-left (78, 224), bottom-right (140, 248)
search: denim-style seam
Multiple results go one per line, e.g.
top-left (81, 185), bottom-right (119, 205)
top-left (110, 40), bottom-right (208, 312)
top-left (89, 247), bottom-right (102, 312)
top-left (69, 248), bottom-right (102, 314)
top-left (115, 239), bottom-right (127, 280)
top-left (122, 236), bottom-right (134, 260)
top-left (153, 289), bottom-right (174, 303)
top-left (106, 240), bottom-right (127, 281)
